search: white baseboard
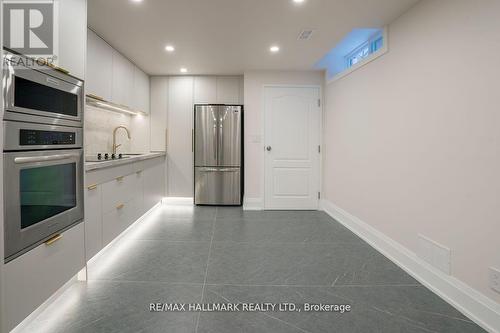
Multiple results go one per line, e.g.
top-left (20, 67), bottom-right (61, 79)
top-left (162, 197), bottom-right (193, 206)
top-left (320, 199), bottom-right (500, 333)
top-left (243, 198), bottom-right (263, 211)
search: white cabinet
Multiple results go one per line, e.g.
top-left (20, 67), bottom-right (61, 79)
top-left (150, 77), bottom-right (169, 152)
top-left (3, 224), bottom-right (85, 332)
top-left (193, 76), bottom-right (242, 105)
top-left (112, 50), bottom-right (135, 107)
top-left (86, 31), bottom-right (151, 112)
top-left (86, 29), bottom-right (113, 101)
top-left (194, 76), bottom-right (217, 104)
top-left (85, 184), bottom-right (102, 260)
top-left (84, 157), bottom-right (165, 260)
top-left (217, 77), bottom-right (241, 104)
top-left (168, 76), bottom-right (194, 197)
top-left (133, 66), bottom-right (150, 114)
top-left (102, 200), bottom-right (129, 246)
top-left (55, 0), bottom-right (87, 79)
top-left (143, 158), bottom-right (166, 211)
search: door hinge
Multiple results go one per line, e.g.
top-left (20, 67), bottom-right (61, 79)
top-left (318, 192), bottom-right (321, 199)
top-left (318, 99), bottom-right (321, 107)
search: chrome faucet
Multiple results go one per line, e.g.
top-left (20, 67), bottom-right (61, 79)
top-left (112, 126), bottom-right (131, 154)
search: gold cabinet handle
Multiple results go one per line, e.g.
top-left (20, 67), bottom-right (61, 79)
top-left (87, 184), bottom-right (98, 190)
top-left (86, 94), bottom-right (106, 102)
top-left (116, 203), bottom-right (125, 210)
top-left (116, 176), bottom-right (124, 182)
top-left (53, 66), bottom-right (70, 75)
top-left (45, 234), bottom-right (62, 246)
top-left (37, 58), bottom-right (70, 75)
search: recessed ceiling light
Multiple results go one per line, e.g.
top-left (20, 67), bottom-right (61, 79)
top-left (180, 67), bottom-right (188, 73)
top-left (165, 45), bottom-right (175, 52)
top-left (270, 45), bottom-right (280, 53)
top-left (293, 0), bottom-right (305, 3)
top-left (131, 0), bottom-right (143, 3)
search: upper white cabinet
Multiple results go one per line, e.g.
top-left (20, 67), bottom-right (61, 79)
top-left (86, 29), bottom-right (113, 101)
top-left (55, 0), bottom-right (87, 79)
top-left (217, 77), bottom-right (241, 104)
top-left (112, 50), bottom-right (135, 107)
top-left (193, 76), bottom-right (242, 105)
top-left (87, 30), bottom-right (150, 112)
top-left (133, 66), bottom-right (150, 114)
top-left (194, 76), bottom-right (217, 104)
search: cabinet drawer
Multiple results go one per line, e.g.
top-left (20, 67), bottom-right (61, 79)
top-left (3, 223), bottom-right (85, 332)
top-left (101, 172), bottom-right (141, 213)
top-left (101, 193), bottom-right (142, 245)
top-left (127, 195), bottom-right (145, 228)
top-left (102, 201), bottom-right (129, 247)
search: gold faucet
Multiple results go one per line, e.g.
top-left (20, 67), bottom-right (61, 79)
top-left (112, 126), bottom-right (131, 154)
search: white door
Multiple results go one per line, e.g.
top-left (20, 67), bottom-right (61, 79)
top-left (264, 86), bottom-right (321, 210)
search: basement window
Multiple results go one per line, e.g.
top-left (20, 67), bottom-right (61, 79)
top-left (346, 33), bottom-right (384, 68)
top-left (315, 28), bottom-right (387, 81)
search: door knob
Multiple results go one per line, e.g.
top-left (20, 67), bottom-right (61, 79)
top-left (266, 146), bottom-right (272, 151)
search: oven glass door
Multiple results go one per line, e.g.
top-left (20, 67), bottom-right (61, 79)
top-left (4, 149), bottom-right (84, 261)
top-left (4, 62), bottom-right (82, 122)
top-left (20, 162), bottom-right (77, 229)
top-left (14, 76), bottom-right (79, 117)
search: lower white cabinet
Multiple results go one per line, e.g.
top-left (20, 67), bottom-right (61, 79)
top-left (85, 156), bottom-right (166, 260)
top-left (143, 158), bottom-right (166, 211)
top-left (3, 223), bottom-right (85, 332)
top-left (85, 184), bottom-right (103, 260)
top-left (102, 198), bottom-right (129, 246)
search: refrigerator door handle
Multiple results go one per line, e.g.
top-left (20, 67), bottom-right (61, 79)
top-left (213, 123), bottom-right (217, 161)
top-left (218, 108), bottom-right (224, 165)
top-left (199, 167), bottom-right (239, 173)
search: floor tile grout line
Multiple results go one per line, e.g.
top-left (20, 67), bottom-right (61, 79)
top-left (203, 283), bottom-right (423, 288)
top-left (82, 278), bottom-right (423, 289)
top-left (195, 207), bottom-right (217, 333)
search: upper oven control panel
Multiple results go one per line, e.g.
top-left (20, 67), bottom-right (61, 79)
top-left (3, 120), bottom-right (83, 152)
top-left (20, 129), bottom-right (76, 146)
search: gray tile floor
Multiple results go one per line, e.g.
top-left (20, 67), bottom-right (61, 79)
top-left (21, 206), bottom-right (485, 333)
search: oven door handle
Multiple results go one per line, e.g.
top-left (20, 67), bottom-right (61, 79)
top-left (14, 153), bottom-right (79, 164)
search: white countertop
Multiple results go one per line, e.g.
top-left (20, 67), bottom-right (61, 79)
top-left (85, 152), bottom-right (166, 172)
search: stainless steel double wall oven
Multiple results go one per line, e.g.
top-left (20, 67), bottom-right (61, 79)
top-left (3, 50), bottom-right (84, 261)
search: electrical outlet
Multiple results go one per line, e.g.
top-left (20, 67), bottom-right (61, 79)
top-left (490, 267), bottom-right (500, 293)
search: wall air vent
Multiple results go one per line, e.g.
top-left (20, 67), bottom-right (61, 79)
top-left (298, 30), bottom-right (314, 40)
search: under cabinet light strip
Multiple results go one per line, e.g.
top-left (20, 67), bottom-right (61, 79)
top-left (85, 95), bottom-right (147, 116)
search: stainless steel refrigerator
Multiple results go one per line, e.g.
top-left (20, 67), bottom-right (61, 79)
top-left (194, 105), bottom-right (242, 205)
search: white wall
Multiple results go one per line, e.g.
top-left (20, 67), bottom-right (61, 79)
top-left (243, 71), bottom-right (324, 206)
top-left (323, 0), bottom-right (500, 305)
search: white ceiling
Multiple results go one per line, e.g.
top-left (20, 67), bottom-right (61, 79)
top-left (88, 0), bottom-right (419, 75)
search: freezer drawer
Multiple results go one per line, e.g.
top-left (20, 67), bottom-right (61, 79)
top-left (195, 167), bottom-right (241, 205)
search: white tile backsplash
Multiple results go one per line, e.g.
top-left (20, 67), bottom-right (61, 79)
top-left (85, 106), bottom-right (132, 154)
